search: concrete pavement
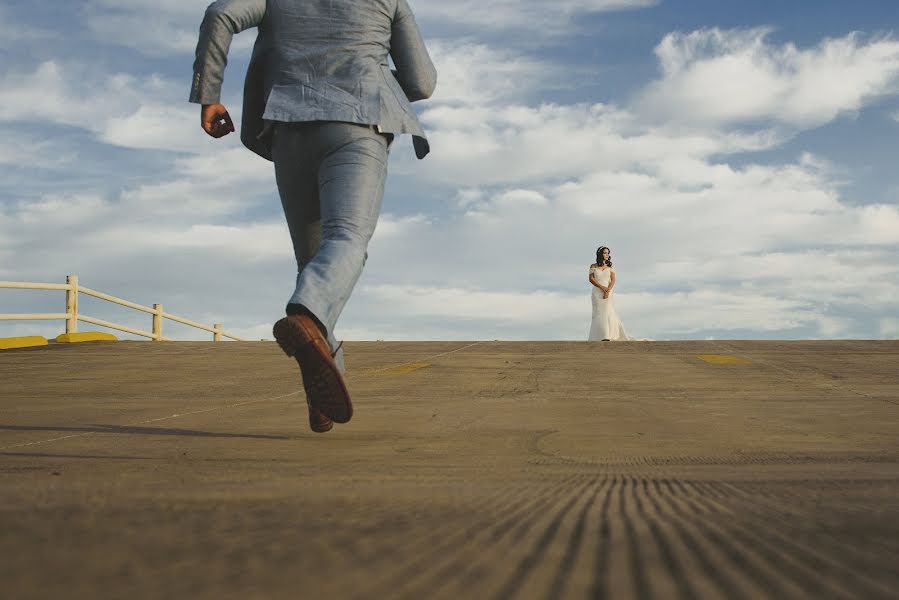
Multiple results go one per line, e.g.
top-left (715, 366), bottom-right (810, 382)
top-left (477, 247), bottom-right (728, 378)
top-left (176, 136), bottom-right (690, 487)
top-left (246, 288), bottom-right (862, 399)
top-left (1, 340), bottom-right (897, 599)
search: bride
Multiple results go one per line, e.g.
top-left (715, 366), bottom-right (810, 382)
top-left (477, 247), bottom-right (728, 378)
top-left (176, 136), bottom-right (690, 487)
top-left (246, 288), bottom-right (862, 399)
top-left (588, 246), bottom-right (630, 341)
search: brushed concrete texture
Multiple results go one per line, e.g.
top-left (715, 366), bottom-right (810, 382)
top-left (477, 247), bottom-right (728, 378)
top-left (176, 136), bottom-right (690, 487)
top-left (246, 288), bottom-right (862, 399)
top-left (1, 340), bottom-right (897, 599)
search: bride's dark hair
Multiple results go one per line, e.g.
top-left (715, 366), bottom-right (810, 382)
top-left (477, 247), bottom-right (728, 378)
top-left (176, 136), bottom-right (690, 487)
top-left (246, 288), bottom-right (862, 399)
top-left (596, 246), bottom-right (612, 267)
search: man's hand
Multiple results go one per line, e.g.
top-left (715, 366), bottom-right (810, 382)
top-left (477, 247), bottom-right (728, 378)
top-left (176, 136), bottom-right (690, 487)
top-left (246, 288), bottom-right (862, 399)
top-left (201, 103), bottom-right (235, 138)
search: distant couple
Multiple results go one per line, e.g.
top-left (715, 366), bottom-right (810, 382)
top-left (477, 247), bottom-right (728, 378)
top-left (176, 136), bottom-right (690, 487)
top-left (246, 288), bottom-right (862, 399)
top-left (190, 0), bottom-right (435, 432)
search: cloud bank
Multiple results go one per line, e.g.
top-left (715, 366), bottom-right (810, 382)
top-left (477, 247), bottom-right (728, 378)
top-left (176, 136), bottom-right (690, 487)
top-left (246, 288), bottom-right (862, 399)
top-left (2, 10), bottom-right (898, 341)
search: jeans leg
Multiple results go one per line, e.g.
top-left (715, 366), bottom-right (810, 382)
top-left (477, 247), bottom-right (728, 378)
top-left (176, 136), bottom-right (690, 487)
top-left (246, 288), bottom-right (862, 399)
top-left (273, 124), bottom-right (352, 371)
top-left (285, 124), bottom-right (389, 370)
top-left (273, 125), bottom-right (321, 271)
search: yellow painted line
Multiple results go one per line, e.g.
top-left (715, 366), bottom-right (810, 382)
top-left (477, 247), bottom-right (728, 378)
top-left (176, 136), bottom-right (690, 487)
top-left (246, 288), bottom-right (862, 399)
top-left (365, 363), bottom-right (432, 376)
top-left (55, 332), bottom-right (118, 343)
top-left (0, 336), bottom-right (49, 350)
top-left (696, 354), bottom-right (752, 365)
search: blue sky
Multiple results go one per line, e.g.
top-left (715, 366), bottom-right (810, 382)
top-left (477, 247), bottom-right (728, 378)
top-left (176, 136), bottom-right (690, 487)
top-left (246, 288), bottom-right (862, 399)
top-left (1, 0), bottom-right (898, 342)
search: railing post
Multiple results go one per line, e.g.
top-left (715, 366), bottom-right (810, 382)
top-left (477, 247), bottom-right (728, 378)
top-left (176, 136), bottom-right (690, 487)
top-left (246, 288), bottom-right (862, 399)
top-left (153, 303), bottom-right (163, 341)
top-left (66, 275), bottom-right (79, 334)
top-left (213, 323), bottom-right (222, 342)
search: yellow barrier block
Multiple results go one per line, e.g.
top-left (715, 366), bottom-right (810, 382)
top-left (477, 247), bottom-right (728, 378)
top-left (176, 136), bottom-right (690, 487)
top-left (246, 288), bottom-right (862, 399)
top-left (0, 336), bottom-right (49, 350)
top-left (697, 354), bottom-right (752, 365)
top-left (55, 332), bottom-right (118, 344)
top-left (367, 363), bottom-right (432, 376)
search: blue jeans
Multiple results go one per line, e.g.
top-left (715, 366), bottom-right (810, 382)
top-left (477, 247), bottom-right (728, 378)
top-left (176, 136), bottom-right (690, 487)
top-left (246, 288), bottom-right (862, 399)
top-left (272, 121), bottom-right (391, 373)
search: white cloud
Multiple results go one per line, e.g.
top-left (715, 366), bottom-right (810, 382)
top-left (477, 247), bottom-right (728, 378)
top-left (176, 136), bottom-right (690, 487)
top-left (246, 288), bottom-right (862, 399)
top-left (96, 222), bottom-right (288, 262)
top-left (0, 61), bottom-right (112, 127)
top-left (426, 41), bottom-right (551, 105)
top-left (80, 0), bottom-right (655, 56)
top-left (492, 189), bottom-right (549, 208)
top-left (373, 214), bottom-right (432, 239)
top-left (10, 193), bottom-right (109, 229)
top-left (360, 284), bottom-right (583, 322)
top-left (0, 60), bottom-right (241, 154)
top-left (879, 318), bottom-right (899, 339)
top-left (86, 14), bottom-right (203, 56)
top-left (415, 0), bottom-right (658, 31)
top-left (412, 101), bottom-right (786, 186)
top-left (619, 289), bottom-right (817, 334)
top-left (84, 0), bottom-right (258, 56)
top-left (0, 150), bottom-right (280, 283)
top-left (88, 0), bottom-right (211, 17)
top-left (365, 157), bottom-right (899, 301)
top-left (352, 58), bottom-right (899, 337)
top-left (0, 63), bottom-right (162, 133)
top-left (4, 21), bottom-right (899, 342)
top-left (100, 105), bottom-right (202, 153)
top-left (639, 28), bottom-right (899, 128)
top-left (455, 189), bottom-right (486, 210)
top-left (0, 129), bottom-right (77, 169)
top-left (172, 146), bottom-right (272, 185)
top-left (108, 148), bottom-right (273, 220)
top-left (338, 284), bottom-right (822, 340)
top-left (370, 28), bottom-right (899, 335)
top-left (14, 140), bottom-right (894, 342)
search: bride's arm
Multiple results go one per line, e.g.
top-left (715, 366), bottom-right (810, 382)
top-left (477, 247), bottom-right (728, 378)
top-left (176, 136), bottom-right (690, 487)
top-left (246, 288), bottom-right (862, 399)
top-left (589, 269), bottom-right (607, 291)
top-left (602, 270), bottom-right (615, 298)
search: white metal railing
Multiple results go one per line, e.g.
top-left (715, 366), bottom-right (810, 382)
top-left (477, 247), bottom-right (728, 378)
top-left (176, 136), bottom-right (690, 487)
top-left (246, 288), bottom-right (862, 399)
top-left (0, 275), bottom-right (244, 341)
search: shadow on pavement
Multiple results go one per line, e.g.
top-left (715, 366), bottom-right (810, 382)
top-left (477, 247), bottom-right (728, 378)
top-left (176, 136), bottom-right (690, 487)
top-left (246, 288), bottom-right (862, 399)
top-left (0, 451), bottom-right (156, 460)
top-left (0, 424), bottom-right (288, 440)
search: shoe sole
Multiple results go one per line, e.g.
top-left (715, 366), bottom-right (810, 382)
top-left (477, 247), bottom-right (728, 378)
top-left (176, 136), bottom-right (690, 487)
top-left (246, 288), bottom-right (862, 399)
top-left (310, 417), bottom-right (333, 433)
top-left (273, 317), bottom-right (353, 424)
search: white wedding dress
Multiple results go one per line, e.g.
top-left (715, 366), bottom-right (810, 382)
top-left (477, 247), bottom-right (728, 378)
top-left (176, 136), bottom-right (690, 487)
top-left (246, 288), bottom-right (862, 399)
top-left (588, 266), bottom-right (630, 341)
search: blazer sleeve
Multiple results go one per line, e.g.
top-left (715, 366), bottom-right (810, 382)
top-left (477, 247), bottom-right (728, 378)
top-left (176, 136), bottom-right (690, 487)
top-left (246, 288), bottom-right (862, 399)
top-left (390, 0), bottom-right (437, 102)
top-left (190, 0), bottom-right (266, 104)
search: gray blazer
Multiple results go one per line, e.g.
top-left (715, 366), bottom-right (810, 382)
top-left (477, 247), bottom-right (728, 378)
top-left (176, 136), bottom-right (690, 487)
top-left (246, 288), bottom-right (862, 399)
top-left (190, 0), bottom-right (437, 160)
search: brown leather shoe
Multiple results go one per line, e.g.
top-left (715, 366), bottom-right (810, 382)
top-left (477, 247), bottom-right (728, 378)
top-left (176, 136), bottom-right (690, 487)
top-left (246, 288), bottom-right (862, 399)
top-left (273, 314), bottom-right (353, 424)
top-left (307, 403), bottom-right (333, 433)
